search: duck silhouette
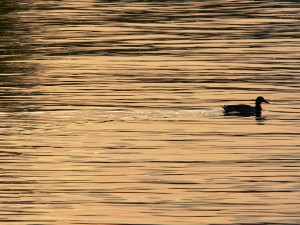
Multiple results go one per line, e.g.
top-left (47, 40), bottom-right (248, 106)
top-left (223, 96), bottom-right (269, 117)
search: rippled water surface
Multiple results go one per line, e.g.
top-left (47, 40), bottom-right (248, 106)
top-left (1, 1), bottom-right (300, 224)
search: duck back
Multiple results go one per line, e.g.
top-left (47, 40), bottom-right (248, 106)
top-left (223, 104), bottom-right (253, 113)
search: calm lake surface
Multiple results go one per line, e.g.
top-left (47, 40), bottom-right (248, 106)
top-left (0, 1), bottom-right (299, 224)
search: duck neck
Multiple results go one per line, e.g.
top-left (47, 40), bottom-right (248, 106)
top-left (255, 104), bottom-right (262, 117)
top-left (255, 102), bottom-right (262, 111)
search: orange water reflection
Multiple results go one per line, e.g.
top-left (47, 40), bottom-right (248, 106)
top-left (0, 1), bottom-right (299, 225)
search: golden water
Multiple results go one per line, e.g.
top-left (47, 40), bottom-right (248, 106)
top-left (0, 1), bottom-right (299, 224)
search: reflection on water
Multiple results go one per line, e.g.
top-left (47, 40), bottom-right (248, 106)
top-left (0, 1), bottom-right (300, 224)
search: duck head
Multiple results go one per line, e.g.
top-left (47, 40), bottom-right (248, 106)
top-left (256, 96), bottom-right (269, 105)
top-left (255, 96), bottom-right (269, 114)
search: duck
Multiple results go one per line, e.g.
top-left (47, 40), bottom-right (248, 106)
top-left (223, 96), bottom-right (269, 116)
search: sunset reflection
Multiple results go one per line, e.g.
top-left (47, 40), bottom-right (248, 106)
top-left (0, 1), bottom-right (299, 225)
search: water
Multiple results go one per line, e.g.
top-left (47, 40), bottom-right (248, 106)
top-left (0, 1), bottom-right (299, 224)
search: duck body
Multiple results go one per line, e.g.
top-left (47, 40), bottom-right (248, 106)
top-left (223, 96), bottom-right (269, 116)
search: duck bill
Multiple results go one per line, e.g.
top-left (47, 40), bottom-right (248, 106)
top-left (264, 99), bottom-right (270, 104)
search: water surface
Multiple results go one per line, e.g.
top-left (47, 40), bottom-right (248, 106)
top-left (0, 1), bottom-right (299, 224)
